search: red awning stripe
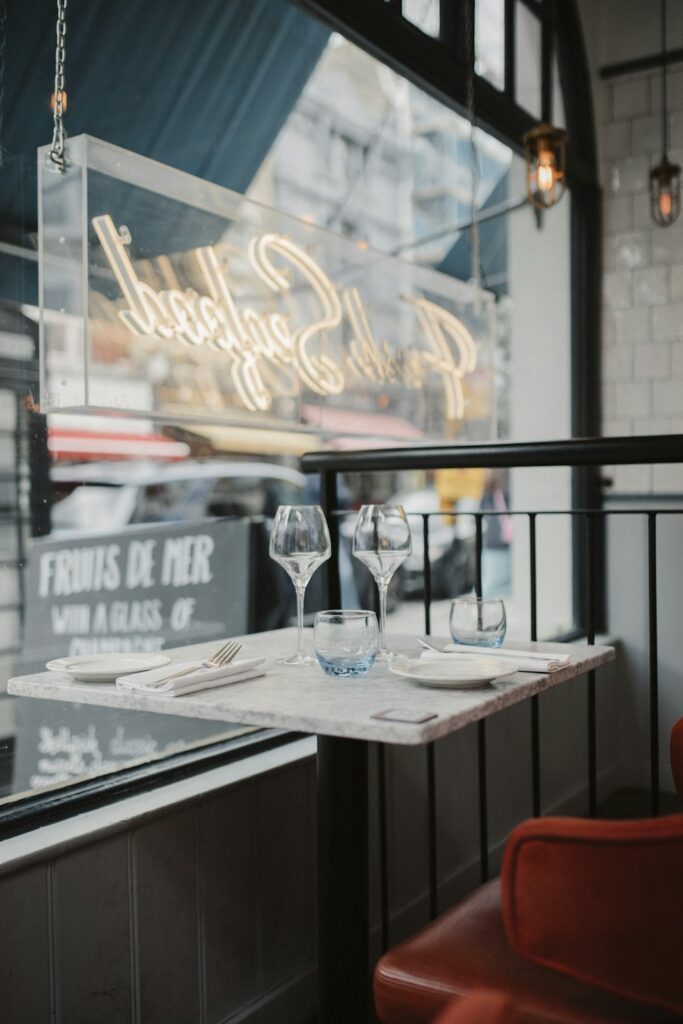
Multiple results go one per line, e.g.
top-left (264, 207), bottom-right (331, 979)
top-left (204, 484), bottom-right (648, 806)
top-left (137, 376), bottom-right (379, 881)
top-left (48, 430), bottom-right (190, 461)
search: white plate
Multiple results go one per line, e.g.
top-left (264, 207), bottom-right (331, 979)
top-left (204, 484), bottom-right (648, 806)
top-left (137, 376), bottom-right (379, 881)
top-left (389, 656), bottom-right (520, 689)
top-left (46, 653), bottom-right (171, 683)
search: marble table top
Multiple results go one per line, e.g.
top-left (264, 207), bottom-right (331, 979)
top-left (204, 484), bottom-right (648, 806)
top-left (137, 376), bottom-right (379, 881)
top-left (8, 629), bottom-right (614, 746)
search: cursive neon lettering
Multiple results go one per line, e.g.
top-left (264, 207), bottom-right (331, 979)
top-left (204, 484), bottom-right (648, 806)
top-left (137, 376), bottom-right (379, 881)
top-left (92, 215), bottom-right (480, 423)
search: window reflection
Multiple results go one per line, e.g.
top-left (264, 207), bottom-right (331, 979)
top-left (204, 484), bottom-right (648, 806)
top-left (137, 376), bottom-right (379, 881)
top-left (515, 2), bottom-right (543, 118)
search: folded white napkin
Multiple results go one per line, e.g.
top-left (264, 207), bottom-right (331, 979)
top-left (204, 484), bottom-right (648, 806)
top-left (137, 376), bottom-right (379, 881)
top-left (117, 657), bottom-right (266, 696)
top-left (426, 644), bottom-right (570, 673)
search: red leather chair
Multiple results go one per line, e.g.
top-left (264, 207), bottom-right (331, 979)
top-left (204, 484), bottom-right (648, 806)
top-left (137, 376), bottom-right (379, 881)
top-left (374, 717), bottom-right (683, 1024)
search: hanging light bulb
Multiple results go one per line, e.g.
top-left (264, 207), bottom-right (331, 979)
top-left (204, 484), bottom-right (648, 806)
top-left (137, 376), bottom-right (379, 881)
top-left (650, 0), bottom-right (680, 227)
top-left (522, 123), bottom-right (567, 210)
top-left (651, 156), bottom-right (680, 226)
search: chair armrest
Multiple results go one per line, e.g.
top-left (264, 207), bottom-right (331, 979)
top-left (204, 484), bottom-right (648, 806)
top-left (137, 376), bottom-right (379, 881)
top-left (502, 815), bottom-right (683, 1015)
top-left (671, 717), bottom-right (683, 798)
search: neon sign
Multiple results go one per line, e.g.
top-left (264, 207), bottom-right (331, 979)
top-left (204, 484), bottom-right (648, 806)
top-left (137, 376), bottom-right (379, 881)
top-left (92, 215), bottom-right (476, 422)
top-left (39, 135), bottom-right (495, 441)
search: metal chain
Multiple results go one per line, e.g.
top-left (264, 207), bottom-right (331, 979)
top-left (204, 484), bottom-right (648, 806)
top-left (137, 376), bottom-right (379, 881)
top-left (464, 0), bottom-right (481, 301)
top-left (50, 0), bottom-right (68, 171)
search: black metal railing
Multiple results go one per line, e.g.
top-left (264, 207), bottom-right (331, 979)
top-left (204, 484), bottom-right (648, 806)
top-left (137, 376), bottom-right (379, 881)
top-left (303, 434), bottom-right (683, 943)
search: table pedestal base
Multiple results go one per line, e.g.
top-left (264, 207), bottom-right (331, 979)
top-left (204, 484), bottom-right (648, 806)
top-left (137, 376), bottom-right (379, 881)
top-left (317, 735), bottom-right (370, 1023)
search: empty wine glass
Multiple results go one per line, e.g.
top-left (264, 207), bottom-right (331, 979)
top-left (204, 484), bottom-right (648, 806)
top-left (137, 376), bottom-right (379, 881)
top-left (270, 505), bottom-right (331, 666)
top-left (352, 504), bottom-right (411, 660)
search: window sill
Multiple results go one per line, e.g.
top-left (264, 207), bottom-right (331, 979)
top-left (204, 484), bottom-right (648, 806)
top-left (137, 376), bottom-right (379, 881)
top-left (0, 731), bottom-right (315, 871)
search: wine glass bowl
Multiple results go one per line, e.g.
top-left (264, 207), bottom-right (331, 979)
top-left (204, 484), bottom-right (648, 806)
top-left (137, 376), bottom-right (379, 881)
top-left (352, 504), bottom-right (411, 660)
top-left (269, 505), bottom-right (331, 665)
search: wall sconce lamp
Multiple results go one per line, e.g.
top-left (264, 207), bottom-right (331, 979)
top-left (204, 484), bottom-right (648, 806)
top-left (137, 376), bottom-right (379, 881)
top-left (522, 123), bottom-right (567, 211)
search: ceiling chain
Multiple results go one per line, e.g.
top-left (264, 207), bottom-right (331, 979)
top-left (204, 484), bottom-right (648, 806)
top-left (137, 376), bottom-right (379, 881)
top-left (50, 0), bottom-right (68, 171)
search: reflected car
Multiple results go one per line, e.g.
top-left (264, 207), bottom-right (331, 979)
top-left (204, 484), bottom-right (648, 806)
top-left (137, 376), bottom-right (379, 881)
top-left (50, 460), bottom-right (360, 628)
top-left (51, 460), bottom-right (308, 531)
top-left (390, 488), bottom-right (477, 600)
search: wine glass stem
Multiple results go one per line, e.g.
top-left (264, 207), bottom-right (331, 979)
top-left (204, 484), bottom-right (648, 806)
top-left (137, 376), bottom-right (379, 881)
top-left (377, 579), bottom-right (388, 652)
top-left (295, 580), bottom-right (306, 659)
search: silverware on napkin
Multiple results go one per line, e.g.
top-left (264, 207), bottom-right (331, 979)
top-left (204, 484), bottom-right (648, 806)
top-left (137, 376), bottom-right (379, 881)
top-left (145, 640), bottom-right (242, 688)
top-left (117, 654), bottom-right (265, 696)
top-left (418, 637), bottom-right (570, 672)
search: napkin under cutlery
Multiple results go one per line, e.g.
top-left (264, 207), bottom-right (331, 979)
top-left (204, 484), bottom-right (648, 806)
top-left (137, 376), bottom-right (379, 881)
top-left (117, 657), bottom-right (266, 696)
top-left (422, 642), bottom-right (570, 673)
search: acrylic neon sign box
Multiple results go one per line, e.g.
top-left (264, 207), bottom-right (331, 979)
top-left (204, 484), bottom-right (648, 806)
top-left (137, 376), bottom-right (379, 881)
top-left (38, 135), bottom-right (496, 443)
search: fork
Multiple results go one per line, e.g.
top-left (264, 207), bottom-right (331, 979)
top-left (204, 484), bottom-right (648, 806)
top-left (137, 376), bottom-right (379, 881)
top-left (148, 640), bottom-right (242, 688)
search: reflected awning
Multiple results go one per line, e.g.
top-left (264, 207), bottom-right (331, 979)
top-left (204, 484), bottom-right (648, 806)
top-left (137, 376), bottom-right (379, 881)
top-left (48, 429), bottom-right (190, 461)
top-left (181, 424), bottom-right (325, 458)
top-left (302, 405), bottom-right (423, 444)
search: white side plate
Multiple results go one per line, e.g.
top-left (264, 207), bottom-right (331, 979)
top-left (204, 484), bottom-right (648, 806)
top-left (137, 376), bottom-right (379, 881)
top-left (46, 653), bottom-right (171, 683)
top-left (389, 656), bottom-right (520, 689)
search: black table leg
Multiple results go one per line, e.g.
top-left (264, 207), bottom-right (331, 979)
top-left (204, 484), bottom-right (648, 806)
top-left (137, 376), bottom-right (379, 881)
top-left (317, 735), bottom-right (369, 1023)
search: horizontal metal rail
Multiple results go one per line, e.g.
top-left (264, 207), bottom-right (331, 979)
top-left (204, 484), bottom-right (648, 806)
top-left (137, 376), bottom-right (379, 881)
top-left (303, 433), bottom-right (683, 473)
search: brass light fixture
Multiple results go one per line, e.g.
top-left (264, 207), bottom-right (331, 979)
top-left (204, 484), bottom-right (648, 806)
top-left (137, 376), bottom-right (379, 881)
top-left (650, 0), bottom-right (680, 226)
top-left (522, 122), bottom-right (567, 210)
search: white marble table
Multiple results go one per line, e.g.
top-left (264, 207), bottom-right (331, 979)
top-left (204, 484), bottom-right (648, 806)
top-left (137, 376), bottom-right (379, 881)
top-left (9, 628), bottom-right (614, 1024)
top-left (8, 629), bottom-right (613, 745)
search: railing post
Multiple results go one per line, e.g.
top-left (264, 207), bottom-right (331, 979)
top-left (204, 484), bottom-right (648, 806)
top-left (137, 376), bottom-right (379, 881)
top-left (585, 512), bottom-right (598, 817)
top-left (422, 513), bottom-right (438, 917)
top-left (422, 514), bottom-right (432, 635)
top-left (377, 744), bottom-right (390, 950)
top-left (647, 513), bottom-right (660, 816)
top-left (320, 470), bottom-right (341, 608)
top-left (528, 513), bottom-right (541, 816)
top-left (426, 742), bottom-right (438, 918)
top-left (474, 512), bottom-right (489, 881)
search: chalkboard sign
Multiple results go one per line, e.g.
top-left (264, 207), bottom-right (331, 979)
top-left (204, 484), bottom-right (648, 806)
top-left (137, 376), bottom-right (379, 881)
top-left (23, 518), bottom-right (251, 669)
top-left (12, 518), bottom-right (254, 794)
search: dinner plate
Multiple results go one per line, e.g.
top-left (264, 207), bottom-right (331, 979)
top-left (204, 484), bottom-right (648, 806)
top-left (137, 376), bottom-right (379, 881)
top-left (45, 653), bottom-right (171, 683)
top-left (389, 656), bottom-right (521, 689)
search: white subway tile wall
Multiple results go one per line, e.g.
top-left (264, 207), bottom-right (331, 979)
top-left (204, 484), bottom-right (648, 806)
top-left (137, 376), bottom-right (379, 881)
top-left (601, 67), bottom-right (683, 491)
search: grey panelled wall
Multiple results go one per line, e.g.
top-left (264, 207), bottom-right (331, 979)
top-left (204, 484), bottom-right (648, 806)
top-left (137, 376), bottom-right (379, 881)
top-left (0, 654), bottom-right (623, 1024)
top-left (0, 758), bottom-right (318, 1024)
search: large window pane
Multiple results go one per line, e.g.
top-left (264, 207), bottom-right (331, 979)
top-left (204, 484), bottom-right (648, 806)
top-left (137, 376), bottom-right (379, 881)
top-left (403, 0), bottom-right (440, 37)
top-left (515, 2), bottom-right (542, 117)
top-left (251, 32), bottom-right (575, 642)
top-left (0, 0), bottom-right (576, 805)
top-left (476, 0), bottom-right (506, 90)
top-left (553, 52), bottom-right (567, 129)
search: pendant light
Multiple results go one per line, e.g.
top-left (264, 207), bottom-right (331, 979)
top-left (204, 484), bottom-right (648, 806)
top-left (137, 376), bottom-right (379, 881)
top-left (650, 0), bottom-right (680, 226)
top-left (522, 122), bottom-right (567, 210)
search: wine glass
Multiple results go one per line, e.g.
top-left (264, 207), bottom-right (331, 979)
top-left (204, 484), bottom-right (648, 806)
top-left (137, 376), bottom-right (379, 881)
top-left (352, 504), bottom-right (411, 660)
top-left (269, 505), bottom-right (331, 666)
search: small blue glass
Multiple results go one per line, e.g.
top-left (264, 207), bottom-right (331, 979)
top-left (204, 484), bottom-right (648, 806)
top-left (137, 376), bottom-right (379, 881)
top-left (314, 610), bottom-right (379, 677)
top-left (450, 597), bottom-right (507, 648)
